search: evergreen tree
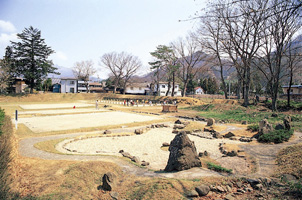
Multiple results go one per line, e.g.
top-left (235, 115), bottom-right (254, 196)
top-left (11, 26), bottom-right (59, 93)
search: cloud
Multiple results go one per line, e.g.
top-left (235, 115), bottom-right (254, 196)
top-left (0, 20), bottom-right (17, 33)
top-left (55, 51), bottom-right (68, 61)
top-left (0, 33), bottom-right (17, 57)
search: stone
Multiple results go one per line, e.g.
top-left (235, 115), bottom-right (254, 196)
top-left (213, 132), bottom-right (222, 138)
top-left (203, 151), bottom-right (209, 157)
top-left (121, 152), bottom-right (133, 159)
top-left (237, 189), bottom-right (245, 193)
top-left (259, 119), bottom-right (273, 135)
top-left (247, 178), bottom-right (260, 187)
top-left (226, 185), bottom-right (232, 192)
top-left (275, 123), bottom-right (284, 130)
top-left (134, 129), bottom-right (143, 134)
top-left (283, 116), bottom-right (291, 130)
top-left (172, 130), bottom-right (179, 134)
top-left (226, 150), bottom-right (237, 157)
top-left (186, 190), bottom-right (199, 198)
top-left (102, 173), bottom-right (115, 191)
top-left (225, 193), bottom-right (235, 200)
top-left (175, 119), bottom-right (182, 124)
top-left (236, 181), bottom-right (242, 188)
top-left (254, 184), bottom-right (263, 190)
top-left (242, 121), bottom-right (248, 125)
top-left (110, 192), bottom-right (119, 200)
top-left (173, 124), bottom-right (185, 129)
top-left (162, 142), bottom-right (170, 147)
top-left (104, 130), bottom-right (111, 134)
top-left (119, 150), bottom-right (124, 153)
top-left (216, 186), bottom-right (225, 193)
top-left (141, 161), bottom-right (150, 166)
top-left (224, 132), bottom-right (235, 138)
top-left (195, 184), bottom-right (210, 196)
top-left (164, 132), bottom-right (201, 172)
top-left (131, 156), bottom-right (140, 164)
top-left (198, 152), bottom-right (204, 157)
top-left (271, 113), bottom-right (278, 117)
top-left (207, 118), bottom-right (215, 126)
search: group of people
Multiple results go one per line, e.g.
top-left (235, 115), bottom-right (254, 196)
top-left (96, 99), bottom-right (177, 109)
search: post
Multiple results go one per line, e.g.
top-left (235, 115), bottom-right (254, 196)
top-left (15, 110), bottom-right (18, 130)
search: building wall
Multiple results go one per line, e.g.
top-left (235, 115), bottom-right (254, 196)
top-left (282, 87), bottom-right (302, 94)
top-left (125, 86), bottom-right (146, 94)
top-left (61, 79), bottom-right (77, 93)
top-left (155, 83), bottom-right (181, 96)
top-left (195, 88), bottom-right (204, 94)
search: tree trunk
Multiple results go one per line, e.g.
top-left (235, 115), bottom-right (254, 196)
top-left (287, 71), bottom-right (293, 108)
top-left (182, 81), bottom-right (188, 97)
top-left (171, 72), bottom-right (175, 97)
top-left (166, 82), bottom-right (171, 96)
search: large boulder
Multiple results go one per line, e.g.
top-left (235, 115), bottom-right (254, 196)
top-left (207, 118), bottom-right (215, 126)
top-left (259, 119), bottom-right (273, 135)
top-left (283, 116), bottom-right (291, 130)
top-left (164, 131), bottom-right (201, 172)
top-left (195, 184), bottom-right (210, 196)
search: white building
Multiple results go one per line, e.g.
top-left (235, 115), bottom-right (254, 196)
top-left (195, 87), bottom-right (204, 95)
top-left (77, 80), bottom-right (88, 93)
top-left (125, 82), bottom-right (151, 95)
top-left (60, 78), bottom-right (78, 93)
top-left (155, 82), bottom-right (181, 96)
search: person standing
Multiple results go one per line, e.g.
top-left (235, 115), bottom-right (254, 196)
top-left (95, 100), bottom-right (99, 110)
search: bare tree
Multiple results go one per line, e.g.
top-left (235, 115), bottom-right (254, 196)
top-left (72, 60), bottom-right (96, 93)
top-left (120, 54), bottom-right (142, 94)
top-left (100, 52), bottom-right (141, 94)
top-left (171, 35), bottom-right (208, 97)
top-left (255, 0), bottom-right (301, 111)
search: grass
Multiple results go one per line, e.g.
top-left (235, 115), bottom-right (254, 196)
top-left (247, 124), bottom-right (259, 132)
top-left (258, 129), bottom-right (294, 143)
top-left (34, 138), bottom-right (67, 154)
top-left (206, 162), bottom-right (233, 174)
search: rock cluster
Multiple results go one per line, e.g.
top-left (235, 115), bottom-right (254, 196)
top-left (119, 150), bottom-right (149, 167)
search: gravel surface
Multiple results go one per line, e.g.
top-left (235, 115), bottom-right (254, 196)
top-left (18, 108), bottom-right (107, 115)
top-left (58, 127), bottom-right (244, 170)
top-left (19, 103), bottom-right (94, 109)
top-left (18, 111), bottom-right (162, 133)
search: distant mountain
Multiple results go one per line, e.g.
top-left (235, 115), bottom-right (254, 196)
top-left (48, 65), bottom-right (75, 78)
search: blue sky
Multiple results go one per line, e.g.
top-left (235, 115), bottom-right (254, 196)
top-left (0, 0), bottom-right (206, 79)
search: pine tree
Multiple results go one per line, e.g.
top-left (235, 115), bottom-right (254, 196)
top-left (11, 26), bottom-right (59, 93)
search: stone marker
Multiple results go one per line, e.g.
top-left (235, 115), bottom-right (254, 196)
top-left (207, 118), bottom-right (215, 126)
top-left (164, 131), bottom-right (201, 172)
top-left (102, 173), bottom-right (115, 191)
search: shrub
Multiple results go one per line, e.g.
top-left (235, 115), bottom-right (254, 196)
top-left (206, 162), bottom-right (232, 173)
top-left (258, 129), bottom-right (294, 144)
top-left (0, 109), bottom-right (13, 199)
top-left (247, 124), bottom-right (259, 132)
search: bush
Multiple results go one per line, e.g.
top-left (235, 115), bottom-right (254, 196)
top-left (206, 162), bottom-right (232, 173)
top-left (0, 109), bottom-right (13, 199)
top-left (258, 129), bottom-right (294, 144)
top-left (247, 124), bottom-right (259, 132)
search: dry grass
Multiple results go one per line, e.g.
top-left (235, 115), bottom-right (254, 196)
top-left (223, 143), bottom-right (241, 152)
top-left (276, 143), bottom-right (302, 178)
top-left (34, 138), bottom-right (67, 154)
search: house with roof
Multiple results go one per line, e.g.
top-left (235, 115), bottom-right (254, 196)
top-left (125, 82), bottom-right (151, 95)
top-left (89, 82), bottom-right (106, 93)
top-left (154, 82), bottom-right (181, 96)
top-left (195, 87), bottom-right (204, 95)
top-left (282, 85), bottom-right (302, 95)
top-left (60, 78), bottom-right (77, 93)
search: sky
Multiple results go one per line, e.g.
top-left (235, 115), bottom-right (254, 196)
top-left (0, 0), bottom-right (207, 79)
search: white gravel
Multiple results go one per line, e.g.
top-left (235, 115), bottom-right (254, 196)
top-left (19, 103), bottom-right (94, 110)
top-left (18, 111), bottom-right (162, 133)
top-left (18, 108), bottom-right (107, 115)
top-left (59, 127), bottom-right (244, 170)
